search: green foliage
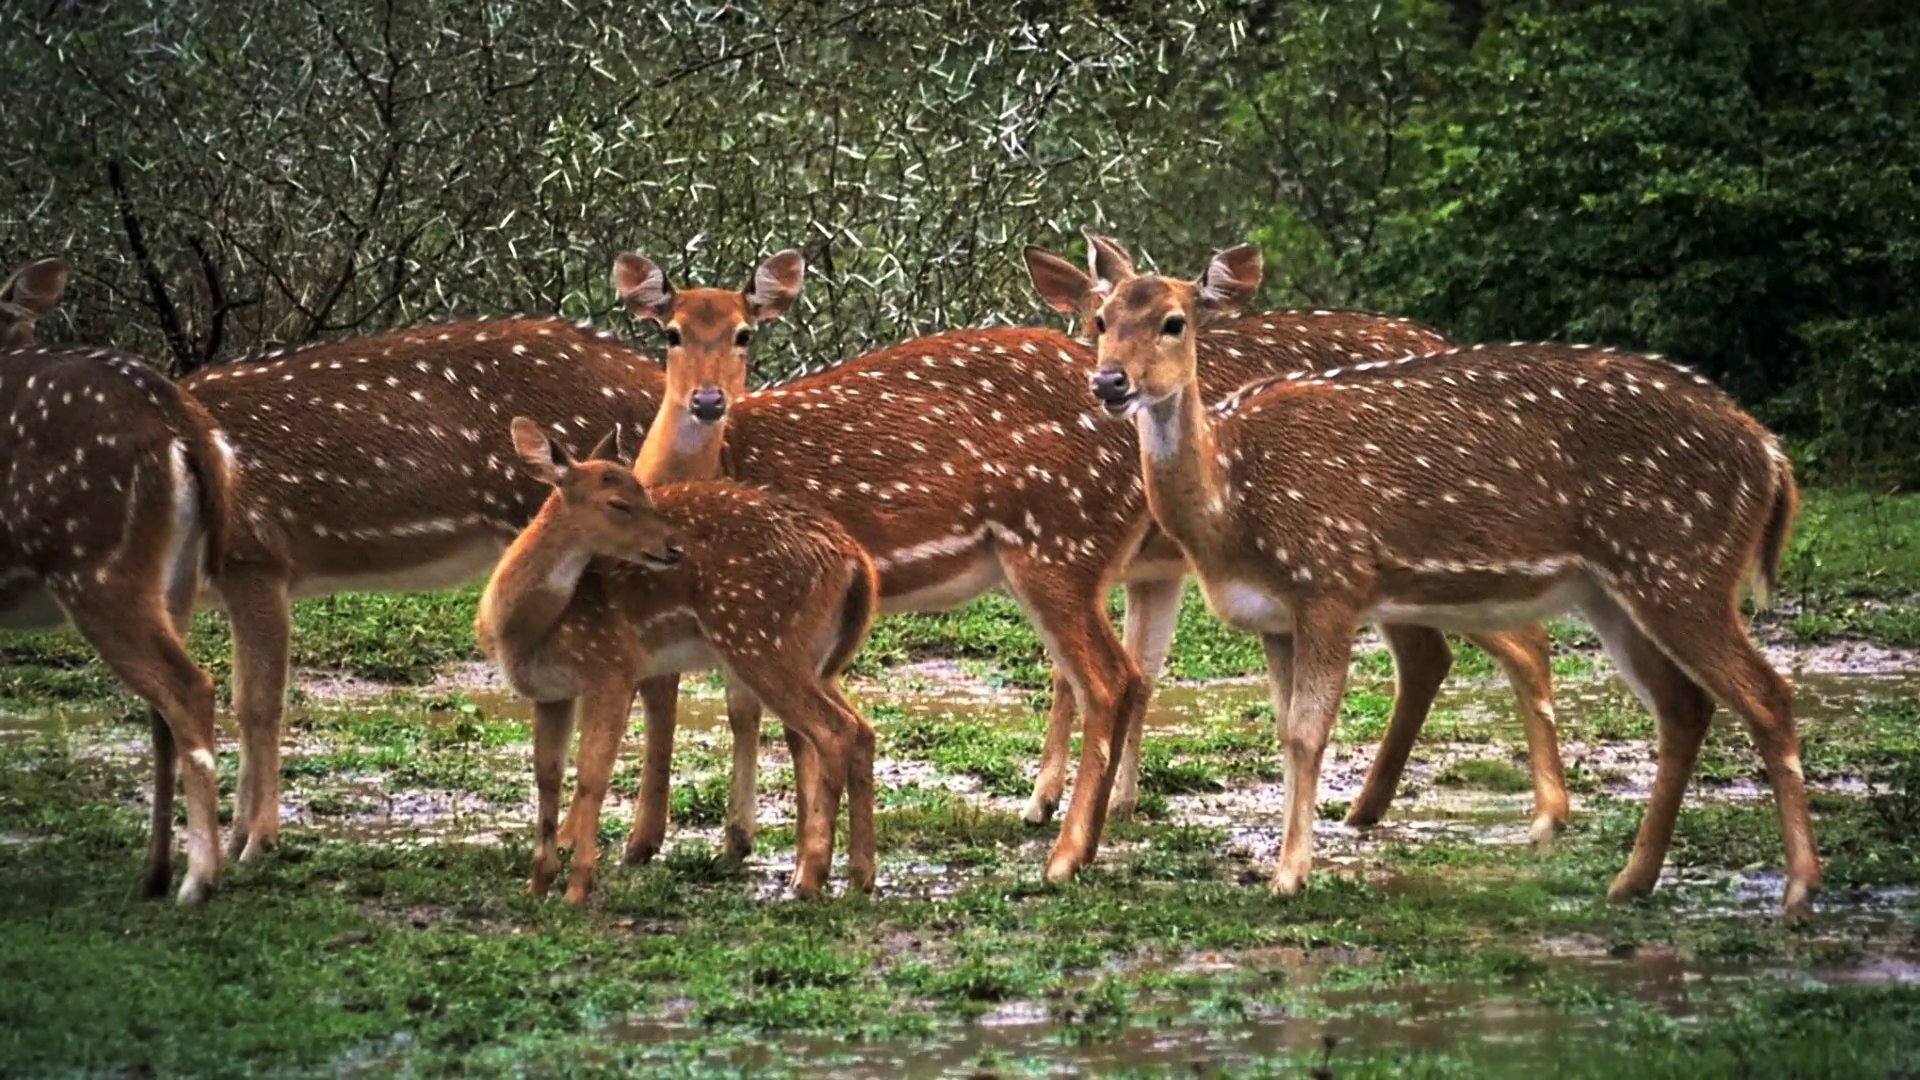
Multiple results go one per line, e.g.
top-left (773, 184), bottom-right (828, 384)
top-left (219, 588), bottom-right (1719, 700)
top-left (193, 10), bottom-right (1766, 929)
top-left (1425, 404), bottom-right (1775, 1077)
top-left (1365, 0), bottom-right (1920, 481)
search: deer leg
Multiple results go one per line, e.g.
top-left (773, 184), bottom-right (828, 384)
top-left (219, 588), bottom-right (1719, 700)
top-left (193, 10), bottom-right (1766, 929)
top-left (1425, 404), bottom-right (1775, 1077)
top-left (564, 678), bottom-right (639, 906)
top-left (64, 592), bottom-right (221, 903)
top-left (1582, 592), bottom-right (1717, 904)
top-left (1024, 667), bottom-right (1077, 826)
top-left (824, 678), bottom-right (877, 893)
top-left (1271, 602), bottom-right (1358, 896)
top-left (529, 699), bottom-right (576, 898)
top-left (220, 567), bottom-right (290, 862)
top-left (1002, 553), bottom-right (1147, 884)
top-left (143, 707), bottom-right (177, 898)
top-left (1468, 625), bottom-right (1568, 847)
top-left (1619, 593), bottom-right (1820, 917)
top-left (749, 676), bottom-right (850, 898)
top-left (721, 679), bottom-right (765, 862)
top-left (621, 673), bottom-right (680, 866)
top-left (1109, 576), bottom-right (1183, 819)
top-left (1346, 624), bottom-right (1451, 829)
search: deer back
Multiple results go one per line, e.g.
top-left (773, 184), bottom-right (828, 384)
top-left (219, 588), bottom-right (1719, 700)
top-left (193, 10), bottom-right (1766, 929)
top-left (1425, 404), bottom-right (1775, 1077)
top-left (184, 317), bottom-right (664, 593)
top-left (1, 345), bottom-right (231, 627)
top-left (1211, 343), bottom-right (1789, 605)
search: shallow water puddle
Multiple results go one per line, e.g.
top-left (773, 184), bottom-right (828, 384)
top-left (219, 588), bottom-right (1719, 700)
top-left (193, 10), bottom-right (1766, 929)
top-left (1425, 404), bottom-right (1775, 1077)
top-left (600, 945), bottom-right (1920, 1077)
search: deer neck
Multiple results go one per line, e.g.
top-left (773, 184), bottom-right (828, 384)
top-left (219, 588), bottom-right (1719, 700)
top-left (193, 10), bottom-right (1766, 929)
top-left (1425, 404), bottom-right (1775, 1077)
top-left (1133, 383), bottom-right (1231, 565)
top-left (476, 500), bottom-right (593, 659)
top-left (635, 409), bottom-right (726, 484)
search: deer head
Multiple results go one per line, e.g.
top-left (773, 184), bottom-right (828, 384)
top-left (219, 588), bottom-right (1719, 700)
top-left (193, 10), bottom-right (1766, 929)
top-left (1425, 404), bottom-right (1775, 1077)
top-left (1069, 239), bottom-right (1262, 418)
top-left (0, 257), bottom-right (68, 349)
top-left (509, 417), bottom-right (684, 569)
top-left (1022, 232), bottom-right (1138, 340)
top-left (612, 249), bottom-right (804, 427)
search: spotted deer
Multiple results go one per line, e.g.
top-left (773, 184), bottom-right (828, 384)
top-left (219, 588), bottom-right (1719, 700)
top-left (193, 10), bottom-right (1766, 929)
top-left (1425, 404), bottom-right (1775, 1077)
top-left (180, 251), bottom-right (802, 866)
top-left (475, 418), bottom-right (877, 903)
top-left (1, 257), bottom-right (234, 902)
top-left (608, 246), bottom-right (1560, 886)
top-left (1024, 241), bottom-right (1566, 843)
top-left (1077, 239), bottom-right (1816, 915)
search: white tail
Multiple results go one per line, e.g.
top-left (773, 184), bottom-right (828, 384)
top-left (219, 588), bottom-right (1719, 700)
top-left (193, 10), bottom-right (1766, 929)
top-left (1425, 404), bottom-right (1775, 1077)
top-left (1081, 239), bottom-right (1816, 916)
top-left (1, 258), bottom-right (234, 903)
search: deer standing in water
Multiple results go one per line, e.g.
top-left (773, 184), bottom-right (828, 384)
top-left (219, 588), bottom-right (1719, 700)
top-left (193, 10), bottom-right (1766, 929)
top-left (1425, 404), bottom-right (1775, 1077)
top-left (474, 418), bottom-right (877, 903)
top-left (1, 258), bottom-right (234, 902)
top-left (180, 252), bottom-right (799, 865)
top-left (606, 244), bottom-right (1565, 884)
top-left (1024, 241), bottom-right (1566, 844)
top-left (1075, 239), bottom-right (1816, 915)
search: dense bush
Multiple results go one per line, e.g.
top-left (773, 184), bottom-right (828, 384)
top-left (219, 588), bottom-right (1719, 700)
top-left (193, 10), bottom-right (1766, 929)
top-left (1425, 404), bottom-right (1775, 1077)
top-left (3, 0), bottom-right (1914, 474)
top-left (1, 0), bottom-right (1250, 376)
top-left (1363, 0), bottom-right (1920, 481)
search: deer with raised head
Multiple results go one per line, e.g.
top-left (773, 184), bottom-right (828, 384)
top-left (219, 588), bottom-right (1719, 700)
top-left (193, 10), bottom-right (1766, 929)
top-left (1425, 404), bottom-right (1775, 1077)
top-left (180, 251), bottom-right (800, 866)
top-left (1, 257), bottom-right (234, 902)
top-left (1073, 238), bottom-right (1816, 915)
top-left (1024, 240), bottom-right (1567, 844)
top-left (475, 418), bottom-right (876, 903)
top-left (606, 242), bottom-right (1562, 885)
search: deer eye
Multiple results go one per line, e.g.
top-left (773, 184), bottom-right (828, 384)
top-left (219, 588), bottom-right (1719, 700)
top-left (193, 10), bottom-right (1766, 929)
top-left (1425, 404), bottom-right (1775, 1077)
top-left (735, 327), bottom-right (752, 348)
top-left (663, 327), bottom-right (682, 348)
top-left (606, 497), bottom-right (634, 513)
top-left (1092, 315), bottom-right (1107, 335)
top-left (1162, 315), bottom-right (1186, 337)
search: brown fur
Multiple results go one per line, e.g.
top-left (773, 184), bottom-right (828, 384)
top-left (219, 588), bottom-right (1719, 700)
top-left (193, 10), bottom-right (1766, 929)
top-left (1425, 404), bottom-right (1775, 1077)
top-left (1085, 241), bottom-right (1817, 916)
top-left (475, 424), bottom-right (877, 904)
top-left (1026, 244), bottom-right (1566, 841)
top-left (183, 315), bottom-right (670, 864)
top-left (618, 266), bottom-right (1548, 883)
top-left (1, 322), bottom-right (232, 902)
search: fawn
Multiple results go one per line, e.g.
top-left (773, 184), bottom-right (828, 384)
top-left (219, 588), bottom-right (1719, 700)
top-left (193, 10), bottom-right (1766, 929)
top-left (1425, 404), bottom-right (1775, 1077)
top-left (1076, 239), bottom-right (1816, 915)
top-left (181, 252), bottom-right (801, 865)
top-left (1, 257), bottom-right (234, 902)
top-left (475, 418), bottom-right (877, 903)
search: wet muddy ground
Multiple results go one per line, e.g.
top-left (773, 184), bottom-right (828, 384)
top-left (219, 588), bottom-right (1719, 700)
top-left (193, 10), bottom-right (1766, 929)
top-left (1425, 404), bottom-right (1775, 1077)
top-left (2, 639), bottom-right (1916, 1076)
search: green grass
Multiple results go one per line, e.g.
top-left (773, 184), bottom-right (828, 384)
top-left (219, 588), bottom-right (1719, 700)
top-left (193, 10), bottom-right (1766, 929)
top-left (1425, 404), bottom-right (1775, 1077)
top-left (2, 669), bottom-right (1919, 1076)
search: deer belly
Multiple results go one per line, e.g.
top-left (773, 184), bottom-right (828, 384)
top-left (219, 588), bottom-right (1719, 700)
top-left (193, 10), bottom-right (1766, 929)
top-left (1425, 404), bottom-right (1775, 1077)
top-left (1368, 576), bottom-right (1586, 633)
top-left (0, 574), bottom-right (66, 630)
top-left (1202, 579), bottom-right (1294, 634)
top-left (289, 536), bottom-right (506, 599)
top-left (877, 547), bottom-right (1003, 615)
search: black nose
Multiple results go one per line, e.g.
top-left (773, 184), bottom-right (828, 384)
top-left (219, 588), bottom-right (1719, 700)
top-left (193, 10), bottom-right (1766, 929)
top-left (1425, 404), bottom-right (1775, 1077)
top-left (689, 387), bottom-right (727, 423)
top-left (1090, 368), bottom-right (1133, 403)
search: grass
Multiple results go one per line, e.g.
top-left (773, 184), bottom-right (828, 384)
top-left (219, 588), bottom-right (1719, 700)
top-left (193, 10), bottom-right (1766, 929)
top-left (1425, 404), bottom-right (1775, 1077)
top-left (3, 672), bottom-right (1919, 1076)
top-left (3, 488), bottom-right (1910, 712)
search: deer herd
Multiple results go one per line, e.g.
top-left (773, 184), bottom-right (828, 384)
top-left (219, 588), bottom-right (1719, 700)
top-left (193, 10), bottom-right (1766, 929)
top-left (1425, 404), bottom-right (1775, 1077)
top-left (0, 234), bottom-right (1820, 919)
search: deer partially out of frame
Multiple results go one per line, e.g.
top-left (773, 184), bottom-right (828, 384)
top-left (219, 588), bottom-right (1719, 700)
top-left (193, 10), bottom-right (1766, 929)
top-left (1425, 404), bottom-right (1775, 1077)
top-left (1024, 241), bottom-right (1566, 843)
top-left (607, 246), bottom-right (1560, 884)
top-left (475, 419), bottom-right (876, 903)
top-left (1, 257), bottom-right (234, 902)
top-left (181, 253), bottom-right (800, 865)
top-left (1077, 239), bottom-right (1816, 915)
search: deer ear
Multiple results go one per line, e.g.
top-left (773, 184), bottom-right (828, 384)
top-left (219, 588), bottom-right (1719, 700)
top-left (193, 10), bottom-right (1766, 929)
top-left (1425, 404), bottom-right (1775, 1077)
top-left (612, 253), bottom-right (674, 323)
top-left (745, 250), bottom-right (804, 323)
top-left (1, 257), bottom-right (66, 318)
top-left (511, 417), bottom-right (570, 485)
top-left (1195, 244), bottom-right (1263, 318)
top-left (1023, 247), bottom-right (1094, 316)
top-left (1083, 233), bottom-right (1135, 296)
top-left (586, 425), bottom-right (622, 463)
